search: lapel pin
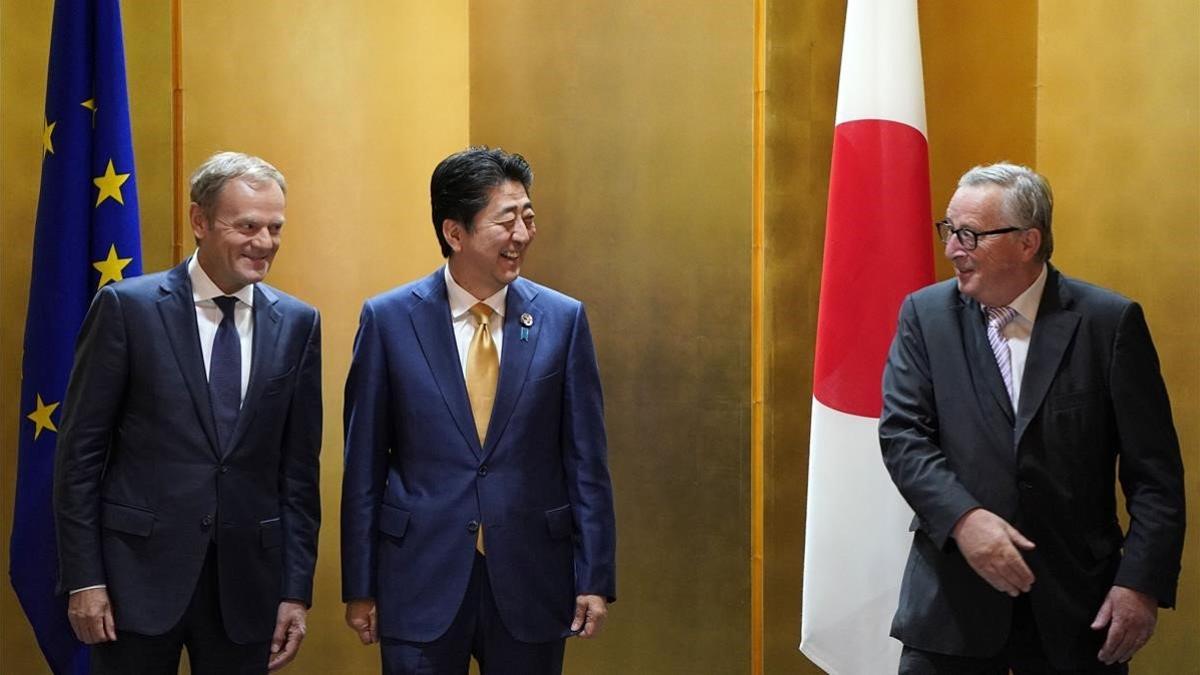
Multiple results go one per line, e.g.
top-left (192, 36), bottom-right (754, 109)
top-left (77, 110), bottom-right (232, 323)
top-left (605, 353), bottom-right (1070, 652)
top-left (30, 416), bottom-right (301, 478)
top-left (520, 313), bottom-right (534, 327)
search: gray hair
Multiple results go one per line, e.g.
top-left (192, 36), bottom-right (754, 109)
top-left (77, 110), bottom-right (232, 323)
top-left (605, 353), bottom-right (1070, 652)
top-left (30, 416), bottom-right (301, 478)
top-left (958, 162), bottom-right (1054, 261)
top-left (189, 151), bottom-right (287, 221)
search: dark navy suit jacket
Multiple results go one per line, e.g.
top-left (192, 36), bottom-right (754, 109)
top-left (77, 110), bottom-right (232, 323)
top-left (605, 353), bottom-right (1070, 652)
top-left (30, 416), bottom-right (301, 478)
top-left (54, 261), bottom-right (322, 643)
top-left (880, 266), bottom-right (1185, 668)
top-left (340, 269), bottom-right (616, 643)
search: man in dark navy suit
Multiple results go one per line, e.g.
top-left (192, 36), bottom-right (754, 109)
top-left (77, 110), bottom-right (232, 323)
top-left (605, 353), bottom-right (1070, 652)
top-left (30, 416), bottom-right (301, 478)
top-left (55, 152), bottom-right (322, 674)
top-left (880, 163), bottom-right (1185, 673)
top-left (341, 147), bottom-right (616, 674)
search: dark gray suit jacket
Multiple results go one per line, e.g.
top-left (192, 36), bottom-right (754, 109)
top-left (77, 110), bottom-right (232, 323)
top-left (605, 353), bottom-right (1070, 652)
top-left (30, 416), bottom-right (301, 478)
top-left (880, 266), bottom-right (1184, 668)
top-left (54, 261), bottom-right (322, 643)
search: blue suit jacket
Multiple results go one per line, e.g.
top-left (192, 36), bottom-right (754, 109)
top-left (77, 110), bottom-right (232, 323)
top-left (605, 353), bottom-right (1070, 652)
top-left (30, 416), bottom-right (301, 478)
top-left (54, 261), bottom-right (322, 643)
top-left (340, 269), bottom-right (616, 643)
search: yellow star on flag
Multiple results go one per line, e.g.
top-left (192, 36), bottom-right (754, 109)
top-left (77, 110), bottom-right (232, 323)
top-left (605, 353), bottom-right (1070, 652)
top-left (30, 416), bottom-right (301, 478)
top-left (93, 244), bottom-right (133, 288)
top-left (27, 394), bottom-right (59, 440)
top-left (43, 118), bottom-right (56, 155)
top-left (93, 159), bottom-right (130, 206)
top-left (81, 98), bottom-right (97, 126)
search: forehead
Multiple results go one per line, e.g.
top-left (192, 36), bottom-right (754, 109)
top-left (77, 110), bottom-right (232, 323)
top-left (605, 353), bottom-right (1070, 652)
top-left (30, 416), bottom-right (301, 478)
top-left (947, 185), bottom-right (1004, 224)
top-left (215, 176), bottom-right (285, 213)
top-left (483, 179), bottom-right (531, 212)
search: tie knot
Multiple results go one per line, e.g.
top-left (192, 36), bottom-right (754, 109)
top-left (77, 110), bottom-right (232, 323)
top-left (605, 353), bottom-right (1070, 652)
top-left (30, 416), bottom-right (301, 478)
top-left (985, 304), bottom-right (1018, 329)
top-left (214, 296), bottom-right (238, 321)
top-left (469, 303), bottom-right (494, 327)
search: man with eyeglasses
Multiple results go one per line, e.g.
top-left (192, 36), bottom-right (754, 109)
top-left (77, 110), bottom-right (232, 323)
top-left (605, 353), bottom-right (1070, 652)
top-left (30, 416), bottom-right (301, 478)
top-left (55, 152), bottom-right (322, 673)
top-left (879, 163), bottom-right (1184, 674)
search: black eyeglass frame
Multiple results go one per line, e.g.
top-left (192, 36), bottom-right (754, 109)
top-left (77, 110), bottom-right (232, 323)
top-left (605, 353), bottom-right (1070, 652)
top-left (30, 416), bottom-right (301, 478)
top-left (935, 219), bottom-right (1025, 250)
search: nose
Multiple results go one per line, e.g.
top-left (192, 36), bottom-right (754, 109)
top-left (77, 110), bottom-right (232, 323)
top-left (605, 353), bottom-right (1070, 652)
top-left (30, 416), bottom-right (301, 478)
top-left (512, 219), bottom-right (530, 244)
top-left (251, 225), bottom-right (275, 249)
top-left (943, 232), bottom-right (964, 258)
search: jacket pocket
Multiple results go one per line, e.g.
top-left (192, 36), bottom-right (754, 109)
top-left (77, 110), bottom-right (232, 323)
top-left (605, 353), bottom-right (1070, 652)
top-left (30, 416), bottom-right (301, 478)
top-left (378, 504), bottom-right (411, 539)
top-left (101, 502), bottom-right (154, 537)
top-left (260, 517), bottom-right (282, 549)
top-left (262, 367), bottom-right (297, 397)
top-left (545, 504), bottom-right (574, 540)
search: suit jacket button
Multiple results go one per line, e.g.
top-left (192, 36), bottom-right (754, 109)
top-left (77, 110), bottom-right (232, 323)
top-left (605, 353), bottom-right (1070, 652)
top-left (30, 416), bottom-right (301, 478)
top-left (478, 465), bottom-right (488, 476)
top-left (1019, 481), bottom-right (1034, 490)
top-left (219, 465), bottom-right (229, 474)
top-left (467, 520), bottom-right (480, 533)
top-left (201, 514), bottom-right (213, 528)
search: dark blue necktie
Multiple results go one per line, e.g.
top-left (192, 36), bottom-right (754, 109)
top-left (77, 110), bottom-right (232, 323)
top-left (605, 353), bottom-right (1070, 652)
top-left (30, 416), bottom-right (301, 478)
top-left (210, 296), bottom-right (241, 451)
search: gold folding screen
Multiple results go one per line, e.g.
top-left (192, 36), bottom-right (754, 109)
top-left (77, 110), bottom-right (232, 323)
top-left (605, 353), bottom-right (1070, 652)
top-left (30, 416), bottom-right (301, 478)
top-left (1, 2), bottom-right (1196, 673)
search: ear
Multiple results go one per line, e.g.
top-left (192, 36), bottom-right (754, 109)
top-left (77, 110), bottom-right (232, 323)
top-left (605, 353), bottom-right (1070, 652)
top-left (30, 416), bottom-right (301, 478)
top-left (442, 218), bottom-right (465, 254)
top-left (1020, 227), bottom-right (1043, 262)
top-left (190, 203), bottom-right (208, 242)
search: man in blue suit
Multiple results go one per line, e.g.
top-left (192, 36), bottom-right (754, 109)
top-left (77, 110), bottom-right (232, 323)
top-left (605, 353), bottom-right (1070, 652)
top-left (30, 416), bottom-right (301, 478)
top-left (341, 147), bottom-right (616, 674)
top-left (54, 152), bottom-right (322, 673)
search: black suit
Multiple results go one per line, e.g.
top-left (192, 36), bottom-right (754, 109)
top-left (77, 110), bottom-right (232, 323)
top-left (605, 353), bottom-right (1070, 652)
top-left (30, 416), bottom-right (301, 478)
top-left (54, 261), bottom-right (322, 646)
top-left (880, 266), bottom-right (1184, 668)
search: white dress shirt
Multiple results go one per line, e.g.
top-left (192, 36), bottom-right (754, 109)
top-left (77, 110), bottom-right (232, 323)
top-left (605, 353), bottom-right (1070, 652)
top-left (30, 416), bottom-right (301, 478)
top-left (444, 265), bottom-right (506, 376)
top-left (190, 253), bottom-right (254, 403)
top-left (995, 263), bottom-right (1047, 412)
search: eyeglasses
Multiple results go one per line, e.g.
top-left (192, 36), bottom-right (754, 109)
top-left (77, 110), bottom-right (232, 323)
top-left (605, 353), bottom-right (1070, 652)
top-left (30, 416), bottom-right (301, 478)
top-left (935, 219), bottom-right (1024, 250)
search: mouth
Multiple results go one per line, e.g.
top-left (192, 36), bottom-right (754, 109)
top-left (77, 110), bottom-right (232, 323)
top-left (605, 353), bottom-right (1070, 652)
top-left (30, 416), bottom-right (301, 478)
top-left (500, 250), bottom-right (521, 262)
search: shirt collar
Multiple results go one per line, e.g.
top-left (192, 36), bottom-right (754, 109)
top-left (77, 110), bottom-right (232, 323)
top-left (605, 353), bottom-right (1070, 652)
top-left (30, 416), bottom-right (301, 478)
top-left (1008, 263), bottom-right (1047, 323)
top-left (444, 265), bottom-right (506, 320)
top-left (188, 252), bottom-right (255, 307)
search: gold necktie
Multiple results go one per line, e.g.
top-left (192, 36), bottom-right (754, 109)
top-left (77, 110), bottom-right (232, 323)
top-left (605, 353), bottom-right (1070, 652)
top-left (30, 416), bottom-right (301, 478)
top-left (466, 302), bottom-right (498, 554)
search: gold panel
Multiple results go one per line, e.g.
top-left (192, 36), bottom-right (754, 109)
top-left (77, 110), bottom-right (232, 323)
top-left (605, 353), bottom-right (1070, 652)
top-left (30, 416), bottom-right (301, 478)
top-left (178, 2), bottom-right (468, 672)
top-left (1037, 2), bottom-right (1200, 671)
top-left (469, 2), bottom-right (754, 672)
top-left (0, 3), bottom-right (173, 672)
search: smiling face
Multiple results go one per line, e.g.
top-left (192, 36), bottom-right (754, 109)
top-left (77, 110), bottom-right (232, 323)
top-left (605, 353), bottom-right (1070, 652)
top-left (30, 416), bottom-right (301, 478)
top-left (443, 179), bottom-right (536, 299)
top-left (191, 176), bottom-right (285, 294)
top-left (944, 184), bottom-right (1042, 307)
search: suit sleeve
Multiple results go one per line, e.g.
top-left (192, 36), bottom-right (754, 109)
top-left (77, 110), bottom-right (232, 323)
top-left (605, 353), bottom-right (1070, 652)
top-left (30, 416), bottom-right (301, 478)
top-left (561, 303), bottom-right (617, 601)
top-left (279, 308), bottom-right (322, 605)
top-left (340, 301), bottom-right (391, 601)
top-left (53, 286), bottom-right (129, 592)
top-left (1108, 302), bottom-right (1186, 607)
top-left (880, 295), bottom-right (981, 548)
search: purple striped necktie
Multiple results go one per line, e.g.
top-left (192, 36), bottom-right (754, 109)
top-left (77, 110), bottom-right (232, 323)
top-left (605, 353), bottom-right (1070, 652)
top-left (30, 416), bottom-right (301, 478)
top-left (984, 305), bottom-right (1019, 405)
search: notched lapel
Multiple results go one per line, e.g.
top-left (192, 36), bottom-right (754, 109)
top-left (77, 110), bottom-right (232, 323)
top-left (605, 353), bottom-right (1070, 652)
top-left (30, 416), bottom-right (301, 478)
top-left (483, 280), bottom-right (541, 458)
top-left (410, 276), bottom-right (481, 455)
top-left (1015, 272), bottom-right (1080, 444)
top-left (959, 298), bottom-right (1016, 426)
top-left (156, 264), bottom-right (221, 457)
top-left (224, 285), bottom-right (283, 457)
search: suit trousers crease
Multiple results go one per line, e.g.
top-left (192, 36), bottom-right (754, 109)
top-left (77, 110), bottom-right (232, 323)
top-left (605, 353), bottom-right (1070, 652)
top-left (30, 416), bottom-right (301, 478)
top-left (91, 544), bottom-right (271, 675)
top-left (381, 552), bottom-right (565, 675)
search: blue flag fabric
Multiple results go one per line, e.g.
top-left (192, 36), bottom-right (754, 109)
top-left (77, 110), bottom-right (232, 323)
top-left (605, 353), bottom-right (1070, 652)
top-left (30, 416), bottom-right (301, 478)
top-left (11, 1), bottom-right (141, 672)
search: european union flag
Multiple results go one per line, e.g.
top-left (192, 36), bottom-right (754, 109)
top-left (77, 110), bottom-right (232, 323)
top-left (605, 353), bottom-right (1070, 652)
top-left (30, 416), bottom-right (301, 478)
top-left (11, 1), bottom-right (141, 672)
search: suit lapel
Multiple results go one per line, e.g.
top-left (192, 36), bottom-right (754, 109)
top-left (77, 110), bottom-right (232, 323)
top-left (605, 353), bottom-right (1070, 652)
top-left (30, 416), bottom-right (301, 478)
top-left (410, 271), bottom-right (481, 456)
top-left (224, 285), bottom-right (282, 458)
top-left (1015, 268), bottom-right (1080, 444)
top-left (156, 262), bottom-right (221, 457)
top-left (482, 278), bottom-right (541, 458)
top-left (958, 296), bottom-right (1016, 425)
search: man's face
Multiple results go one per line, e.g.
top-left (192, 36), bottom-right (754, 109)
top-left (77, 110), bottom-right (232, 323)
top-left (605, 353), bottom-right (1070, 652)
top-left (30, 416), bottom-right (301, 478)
top-left (944, 185), bottom-right (1040, 307)
top-left (444, 179), bottom-right (536, 299)
top-left (191, 177), bottom-right (285, 295)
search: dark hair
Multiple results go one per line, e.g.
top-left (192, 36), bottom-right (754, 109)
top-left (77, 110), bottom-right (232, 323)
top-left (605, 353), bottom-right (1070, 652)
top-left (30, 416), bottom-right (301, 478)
top-left (430, 146), bottom-right (533, 257)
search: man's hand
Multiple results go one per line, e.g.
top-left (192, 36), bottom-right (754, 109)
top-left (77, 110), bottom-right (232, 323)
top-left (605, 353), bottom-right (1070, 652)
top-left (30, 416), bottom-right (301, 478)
top-left (1091, 585), bottom-right (1157, 665)
top-left (345, 599), bottom-right (378, 645)
top-left (951, 508), bottom-right (1036, 596)
top-left (267, 600), bottom-right (307, 671)
top-left (571, 594), bottom-right (608, 639)
top-left (67, 588), bottom-right (116, 644)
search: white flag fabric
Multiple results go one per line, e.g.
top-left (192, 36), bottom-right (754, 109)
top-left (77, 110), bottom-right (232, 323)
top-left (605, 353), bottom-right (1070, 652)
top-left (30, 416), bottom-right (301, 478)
top-left (799, 1), bottom-right (935, 673)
